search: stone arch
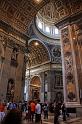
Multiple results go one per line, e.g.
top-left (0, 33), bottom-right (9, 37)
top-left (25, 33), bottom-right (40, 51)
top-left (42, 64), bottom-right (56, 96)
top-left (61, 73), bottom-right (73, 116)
top-left (29, 38), bottom-right (51, 61)
top-left (30, 76), bottom-right (41, 100)
top-left (27, 39), bottom-right (51, 67)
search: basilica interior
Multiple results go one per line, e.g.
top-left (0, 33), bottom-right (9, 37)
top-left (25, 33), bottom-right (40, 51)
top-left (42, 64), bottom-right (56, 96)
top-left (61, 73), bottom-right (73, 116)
top-left (0, 0), bottom-right (82, 111)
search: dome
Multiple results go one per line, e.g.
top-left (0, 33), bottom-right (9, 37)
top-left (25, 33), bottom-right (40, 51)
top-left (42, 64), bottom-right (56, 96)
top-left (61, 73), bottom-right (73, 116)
top-left (36, 2), bottom-right (60, 39)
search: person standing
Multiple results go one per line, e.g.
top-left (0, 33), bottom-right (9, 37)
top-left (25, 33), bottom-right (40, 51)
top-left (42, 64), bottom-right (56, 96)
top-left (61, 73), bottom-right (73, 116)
top-left (54, 102), bottom-right (61, 124)
top-left (27, 102), bottom-right (31, 122)
top-left (30, 100), bottom-right (35, 122)
top-left (0, 101), bottom-right (5, 122)
top-left (62, 103), bottom-right (66, 121)
top-left (43, 103), bottom-right (48, 119)
top-left (35, 100), bottom-right (41, 123)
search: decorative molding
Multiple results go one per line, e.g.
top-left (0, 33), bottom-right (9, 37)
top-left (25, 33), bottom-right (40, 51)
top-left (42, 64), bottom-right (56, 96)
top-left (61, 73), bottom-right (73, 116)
top-left (61, 26), bottom-right (79, 103)
top-left (55, 11), bottom-right (82, 29)
top-left (0, 28), bottom-right (27, 53)
top-left (0, 20), bottom-right (30, 41)
top-left (61, 27), bottom-right (73, 101)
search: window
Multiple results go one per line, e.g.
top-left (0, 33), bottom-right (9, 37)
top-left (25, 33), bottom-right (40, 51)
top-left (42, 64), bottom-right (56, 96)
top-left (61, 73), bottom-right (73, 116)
top-left (36, 14), bottom-right (60, 39)
top-left (38, 21), bottom-right (42, 29)
top-left (54, 72), bottom-right (63, 88)
top-left (55, 28), bottom-right (59, 34)
top-left (45, 26), bottom-right (50, 33)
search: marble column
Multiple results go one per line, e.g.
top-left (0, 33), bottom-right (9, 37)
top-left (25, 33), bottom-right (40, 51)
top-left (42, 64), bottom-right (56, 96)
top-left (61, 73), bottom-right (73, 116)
top-left (60, 25), bottom-right (80, 107)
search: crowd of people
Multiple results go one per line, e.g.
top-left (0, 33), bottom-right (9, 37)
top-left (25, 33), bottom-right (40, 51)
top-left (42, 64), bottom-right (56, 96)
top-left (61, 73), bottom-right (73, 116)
top-left (0, 99), bottom-right (69, 124)
top-left (0, 99), bottom-right (48, 124)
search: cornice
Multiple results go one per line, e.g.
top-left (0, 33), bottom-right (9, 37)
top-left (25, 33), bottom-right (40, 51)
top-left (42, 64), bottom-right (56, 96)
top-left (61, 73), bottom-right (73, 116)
top-left (26, 63), bottom-right (62, 76)
top-left (55, 11), bottom-right (82, 29)
top-left (0, 20), bottom-right (30, 41)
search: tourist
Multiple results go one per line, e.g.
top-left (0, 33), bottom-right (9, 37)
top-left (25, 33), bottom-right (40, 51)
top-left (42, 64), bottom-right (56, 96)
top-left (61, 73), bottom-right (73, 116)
top-left (35, 100), bottom-right (41, 123)
top-left (54, 102), bottom-right (61, 124)
top-left (24, 101), bottom-right (31, 122)
top-left (30, 100), bottom-right (36, 122)
top-left (43, 103), bottom-right (48, 119)
top-left (61, 103), bottom-right (66, 121)
top-left (0, 101), bottom-right (5, 122)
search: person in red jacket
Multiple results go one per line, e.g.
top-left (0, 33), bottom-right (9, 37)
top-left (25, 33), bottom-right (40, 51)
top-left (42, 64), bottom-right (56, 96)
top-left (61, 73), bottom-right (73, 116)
top-left (0, 101), bottom-right (5, 122)
top-left (30, 100), bottom-right (35, 122)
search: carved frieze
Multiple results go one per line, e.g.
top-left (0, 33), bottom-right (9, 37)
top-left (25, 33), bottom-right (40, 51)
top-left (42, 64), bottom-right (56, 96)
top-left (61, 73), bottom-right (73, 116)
top-left (0, 34), bottom-right (26, 54)
top-left (65, 56), bottom-right (73, 74)
top-left (71, 24), bottom-right (82, 89)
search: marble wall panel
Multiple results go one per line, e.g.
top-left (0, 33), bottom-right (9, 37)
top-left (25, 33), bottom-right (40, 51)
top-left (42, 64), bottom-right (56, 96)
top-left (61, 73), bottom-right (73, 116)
top-left (0, 29), bottom-right (26, 102)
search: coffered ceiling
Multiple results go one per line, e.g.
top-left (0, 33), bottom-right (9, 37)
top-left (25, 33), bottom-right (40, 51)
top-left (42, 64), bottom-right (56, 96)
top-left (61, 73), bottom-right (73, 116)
top-left (0, 0), bottom-right (50, 33)
top-left (38, 0), bottom-right (82, 24)
top-left (27, 40), bottom-right (50, 67)
top-left (0, 0), bottom-right (82, 34)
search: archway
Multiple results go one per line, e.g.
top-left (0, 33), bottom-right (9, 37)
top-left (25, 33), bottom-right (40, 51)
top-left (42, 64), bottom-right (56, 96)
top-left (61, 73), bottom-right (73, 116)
top-left (27, 39), bottom-right (50, 67)
top-left (30, 76), bottom-right (41, 101)
top-left (25, 39), bottom-right (51, 101)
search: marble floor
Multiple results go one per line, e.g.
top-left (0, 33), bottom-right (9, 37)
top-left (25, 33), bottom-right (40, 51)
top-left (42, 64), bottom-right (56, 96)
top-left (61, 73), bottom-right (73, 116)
top-left (22, 113), bottom-right (82, 124)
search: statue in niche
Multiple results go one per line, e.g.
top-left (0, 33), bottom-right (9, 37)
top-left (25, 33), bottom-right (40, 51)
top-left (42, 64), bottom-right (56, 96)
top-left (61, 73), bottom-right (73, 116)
top-left (6, 79), bottom-right (15, 102)
top-left (11, 47), bottom-right (18, 67)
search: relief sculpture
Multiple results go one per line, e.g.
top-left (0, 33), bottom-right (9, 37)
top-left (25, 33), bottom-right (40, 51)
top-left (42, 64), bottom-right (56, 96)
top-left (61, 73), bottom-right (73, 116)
top-left (61, 27), bottom-right (76, 102)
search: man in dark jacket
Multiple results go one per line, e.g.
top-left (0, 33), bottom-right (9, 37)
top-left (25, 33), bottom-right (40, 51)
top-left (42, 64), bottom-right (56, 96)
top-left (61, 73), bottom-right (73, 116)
top-left (54, 102), bottom-right (61, 124)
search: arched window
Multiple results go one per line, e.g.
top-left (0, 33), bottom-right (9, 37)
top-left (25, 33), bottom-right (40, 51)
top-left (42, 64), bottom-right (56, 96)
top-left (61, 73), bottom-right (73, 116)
top-left (36, 13), bottom-right (60, 39)
top-left (38, 21), bottom-right (42, 29)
